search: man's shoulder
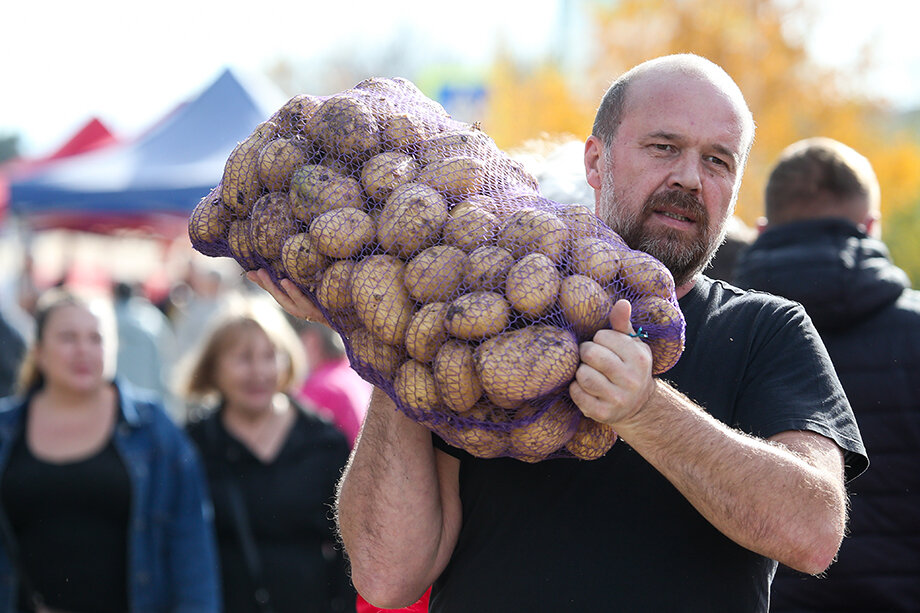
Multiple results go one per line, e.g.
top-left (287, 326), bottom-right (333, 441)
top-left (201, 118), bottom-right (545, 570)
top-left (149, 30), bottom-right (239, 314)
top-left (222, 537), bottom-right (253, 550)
top-left (689, 275), bottom-right (804, 316)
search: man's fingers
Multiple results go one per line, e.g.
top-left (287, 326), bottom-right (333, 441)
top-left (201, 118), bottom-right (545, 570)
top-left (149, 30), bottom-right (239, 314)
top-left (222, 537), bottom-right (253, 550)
top-left (245, 269), bottom-right (327, 324)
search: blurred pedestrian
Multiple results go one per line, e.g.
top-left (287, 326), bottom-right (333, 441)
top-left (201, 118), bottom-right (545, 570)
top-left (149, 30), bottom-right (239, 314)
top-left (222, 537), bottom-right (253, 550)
top-left (0, 288), bottom-right (220, 612)
top-left (294, 321), bottom-right (371, 449)
top-left (0, 313), bottom-right (26, 398)
top-left (181, 299), bottom-right (356, 613)
top-left (704, 214), bottom-right (756, 282)
top-left (734, 136), bottom-right (920, 611)
top-left (112, 280), bottom-right (180, 421)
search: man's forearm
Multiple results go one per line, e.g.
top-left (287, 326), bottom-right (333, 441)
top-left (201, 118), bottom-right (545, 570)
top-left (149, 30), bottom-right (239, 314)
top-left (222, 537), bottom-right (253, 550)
top-left (615, 381), bottom-right (847, 574)
top-left (335, 387), bottom-right (460, 607)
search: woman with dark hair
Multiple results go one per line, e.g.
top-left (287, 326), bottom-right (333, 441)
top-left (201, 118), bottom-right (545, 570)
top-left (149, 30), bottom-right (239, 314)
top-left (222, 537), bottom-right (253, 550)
top-left (0, 289), bottom-right (220, 612)
top-left (180, 299), bottom-right (355, 613)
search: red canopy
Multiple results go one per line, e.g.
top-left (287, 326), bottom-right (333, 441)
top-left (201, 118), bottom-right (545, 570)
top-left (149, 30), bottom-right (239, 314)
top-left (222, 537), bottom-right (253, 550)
top-left (0, 117), bottom-right (119, 220)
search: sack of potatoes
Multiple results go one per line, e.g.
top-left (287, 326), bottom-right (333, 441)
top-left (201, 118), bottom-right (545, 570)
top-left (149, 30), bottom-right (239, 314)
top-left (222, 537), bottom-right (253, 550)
top-left (188, 77), bottom-right (685, 462)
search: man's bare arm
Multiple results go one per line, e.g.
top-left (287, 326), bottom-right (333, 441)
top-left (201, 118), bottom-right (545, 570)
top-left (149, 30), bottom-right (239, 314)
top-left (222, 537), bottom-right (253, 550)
top-left (572, 300), bottom-right (847, 574)
top-left (336, 388), bottom-right (462, 609)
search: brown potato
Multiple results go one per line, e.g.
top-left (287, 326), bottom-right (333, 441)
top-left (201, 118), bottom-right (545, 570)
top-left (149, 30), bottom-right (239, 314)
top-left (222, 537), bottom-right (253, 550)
top-left (316, 259), bottom-right (356, 312)
top-left (405, 302), bottom-right (449, 363)
top-left (220, 120), bottom-right (278, 217)
top-left (558, 204), bottom-right (599, 240)
top-left (433, 340), bottom-right (483, 413)
top-left (629, 295), bottom-right (685, 375)
top-left (289, 164), bottom-right (364, 225)
top-left (416, 156), bottom-right (485, 198)
top-left (507, 398), bottom-right (578, 462)
top-left (309, 207), bottom-right (376, 259)
top-left (315, 94), bottom-right (380, 158)
top-left (569, 236), bottom-right (622, 285)
top-left (497, 208), bottom-right (570, 264)
top-left (618, 252), bottom-right (675, 301)
top-left (272, 94), bottom-right (323, 137)
top-left (505, 253), bottom-right (561, 318)
top-left (463, 246), bottom-right (515, 291)
top-left (416, 129), bottom-right (496, 165)
top-left (258, 136), bottom-right (309, 191)
top-left (432, 403), bottom-right (508, 459)
top-left (227, 219), bottom-right (259, 271)
top-left (443, 203), bottom-right (499, 252)
top-left (403, 245), bottom-right (468, 303)
top-left (360, 151), bottom-right (419, 201)
top-left (564, 417), bottom-right (618, 460)
top-left (280, 233), bottom-right (329, 288)
top-left (188, 191), bottom-right (230, 246)
top-left (249, 192), bottom-right (297, 260)
top-left (474, 325), bottom-right (580, 409)
top-left (376, 182), bottom-right (449, 258)
top-left (559, 274), bottom-right (612, 339)
top-left (394, 359), bottom-right (442, 416)
top-left (350, 255), bottom-right (416, 346)
top-left (381, 112), bottom-right (430, 151)
top-left (348, 327), bottom-right (404, 379)
top-left (444, 292), bottom-right (511, 341)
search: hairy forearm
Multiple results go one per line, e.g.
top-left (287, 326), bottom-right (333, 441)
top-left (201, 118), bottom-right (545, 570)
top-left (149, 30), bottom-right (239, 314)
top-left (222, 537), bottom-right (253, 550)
top-left (615, 381), bottom-right (847, 574)
top-left (335, 388), bottom-right (459, 607)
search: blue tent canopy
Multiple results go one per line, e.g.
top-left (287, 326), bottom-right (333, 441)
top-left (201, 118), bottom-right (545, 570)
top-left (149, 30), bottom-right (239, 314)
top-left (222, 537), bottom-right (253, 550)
top-left (9, 68), bottom-right (285, 235)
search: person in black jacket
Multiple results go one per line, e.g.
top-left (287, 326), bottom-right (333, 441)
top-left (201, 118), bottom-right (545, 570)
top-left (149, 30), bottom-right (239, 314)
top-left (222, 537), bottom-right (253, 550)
top-left (734, 136), bottom-right (920, 611)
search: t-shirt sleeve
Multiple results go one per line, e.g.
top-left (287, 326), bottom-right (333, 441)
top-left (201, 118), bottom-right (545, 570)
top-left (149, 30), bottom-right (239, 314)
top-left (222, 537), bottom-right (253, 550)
top-left (733, 300), bottom-right (868, 482)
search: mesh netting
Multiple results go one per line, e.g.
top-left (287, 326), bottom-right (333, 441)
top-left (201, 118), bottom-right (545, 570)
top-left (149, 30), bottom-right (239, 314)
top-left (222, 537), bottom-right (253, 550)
top-left (188, 77), bottom-right (686, 462)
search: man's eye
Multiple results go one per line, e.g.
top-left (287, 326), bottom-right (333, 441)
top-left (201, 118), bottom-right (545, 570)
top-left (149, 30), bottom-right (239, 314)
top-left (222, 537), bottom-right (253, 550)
top-left (654, 144), bottom-right (674, 152)
top-left (706, 155), bottom-right (728, 167)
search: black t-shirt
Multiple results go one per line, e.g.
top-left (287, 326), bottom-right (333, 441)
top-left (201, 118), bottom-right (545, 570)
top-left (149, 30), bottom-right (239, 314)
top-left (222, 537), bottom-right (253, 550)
top-left (0, 432), bottom-right (131, 613)
top-left (431, 277), bottom-right (867, 613)
top-left (186, 404), bottom-right (355, 613)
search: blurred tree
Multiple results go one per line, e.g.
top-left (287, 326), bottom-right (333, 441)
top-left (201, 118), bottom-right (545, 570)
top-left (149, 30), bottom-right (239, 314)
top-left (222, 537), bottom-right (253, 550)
top-left (481, 0), bottom-right (920, 286)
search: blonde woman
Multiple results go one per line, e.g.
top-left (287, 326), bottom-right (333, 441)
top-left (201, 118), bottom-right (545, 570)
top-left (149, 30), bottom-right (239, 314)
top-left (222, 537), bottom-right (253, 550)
top-left (0, 289), bottom-right (219, 612)
top-left (181, 299), bottom-right (355, 613)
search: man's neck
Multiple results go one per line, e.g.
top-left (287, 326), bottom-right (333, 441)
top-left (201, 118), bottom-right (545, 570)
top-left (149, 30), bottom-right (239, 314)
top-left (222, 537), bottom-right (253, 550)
top-left (674, 275), bottom-right (699, 300)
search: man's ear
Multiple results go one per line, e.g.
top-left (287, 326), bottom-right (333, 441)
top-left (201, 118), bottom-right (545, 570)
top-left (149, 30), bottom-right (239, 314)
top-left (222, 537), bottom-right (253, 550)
top-left (584, 135), bottom-right (604, 191)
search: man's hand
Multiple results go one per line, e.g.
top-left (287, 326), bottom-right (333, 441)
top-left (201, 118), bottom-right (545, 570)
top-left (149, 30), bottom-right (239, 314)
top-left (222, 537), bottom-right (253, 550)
top-left (246, 269), bottom-right (329, 325)
top-left (569, 299), bottom-right (656, 428)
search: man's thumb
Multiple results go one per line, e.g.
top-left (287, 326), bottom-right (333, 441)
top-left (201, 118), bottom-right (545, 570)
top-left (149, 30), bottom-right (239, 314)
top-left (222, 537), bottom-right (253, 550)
top-left (609, 299), bottom-right (635, 335)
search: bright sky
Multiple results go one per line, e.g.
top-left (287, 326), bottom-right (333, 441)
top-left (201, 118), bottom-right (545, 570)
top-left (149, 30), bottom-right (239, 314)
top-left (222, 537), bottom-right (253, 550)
top-left (3, 0), bottom-right (919, 157)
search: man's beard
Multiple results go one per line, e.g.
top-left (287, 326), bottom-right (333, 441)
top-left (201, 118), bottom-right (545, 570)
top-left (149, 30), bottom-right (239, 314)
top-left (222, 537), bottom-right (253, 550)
top-left (599, 176), bottom-right (727, 288)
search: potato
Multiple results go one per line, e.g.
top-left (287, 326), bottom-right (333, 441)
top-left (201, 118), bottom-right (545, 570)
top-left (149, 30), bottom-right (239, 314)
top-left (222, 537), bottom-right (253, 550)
top-left (381, 112), bottom-right (430, 151)
top-left (558, 204), bottom-right (599, 240)
top-left (221, 120), bottom-right (278, 217)
top-left (443, 202), bottom-right (499, 252)
top-left (630, 295), bottom-right (685, 375)
top-left (444, 292), bottom-right (511, 341)
top-left (463, 246), bottom-right (515, 291)
top-left (272, 94), bottom-right (323, 138)
top-left (497, 208), bottom-right (570, 264)
top-left (569, 236), bottom-right (622, 284)
top-left (417, 129), bottom-right (495, 165)
top-left (618, 252), bottom-right (675, 301)
top-left (377, 182), bottom-right (449, 258)
top-left (559, 274), bottom-right (612, 339)
top-left (309, 207), bottom-right (376, 259)
top-left (505, 253), bottom-right (561, 318)
top-left (280, 233), bottom-right (329, 288)
top-left (404, 245), bottom-right (468, 303)
top-left (249, 192), bottom-right (297, 260)
top-left (315, 94), bottom-right (380, 158)
top-left (227, 219), bottom-right (259, 271)
top-left (394, 359), bottom-right (442, 416)
top-left (416, 156), bottom-right (485, 198)
top-left (355, 77), bottom-right (450, 119)
top-left (433, 340), bottom-right (482, 413)
top-left (474, 325), bottom-right (580, 409)
top-left (188, 191), bottom-right (230, 247)
top-left (507, 398), bottom-right (578, 462)
top-left (405, 302), bottom-right (449, 363)
top-left (360, 151), bottom-right (419, 201)
top-left (432, 403), bottom-right (508, 459)
top-left (348, 327), bottom-right (404, 379)
top-left (316, 259), bottom-right (356, 311)
top-left (350, 255), bottom-right (416, 346)
top-left (289, 164), bottom-right (364, 225)
top-left (564, 417), bottom-right (617, 461)
top-left (258, 136), bottom-right (309, 191)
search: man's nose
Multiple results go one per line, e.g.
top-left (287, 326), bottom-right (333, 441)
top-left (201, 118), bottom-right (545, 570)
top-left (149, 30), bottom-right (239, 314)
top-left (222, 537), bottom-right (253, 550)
top-left (668, 156), bottom-right (702, 194)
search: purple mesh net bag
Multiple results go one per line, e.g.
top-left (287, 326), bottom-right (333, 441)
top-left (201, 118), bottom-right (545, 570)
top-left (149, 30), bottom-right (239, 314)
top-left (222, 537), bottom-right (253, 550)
top-left (188, 77), bottom-right (686, 462)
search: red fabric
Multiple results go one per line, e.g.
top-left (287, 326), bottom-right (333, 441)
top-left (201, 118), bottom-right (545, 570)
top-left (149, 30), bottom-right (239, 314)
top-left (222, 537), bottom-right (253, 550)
top-left (297, 358), bottom-right (371, 448)
top-left (356, 588), bottom-right (430, 612)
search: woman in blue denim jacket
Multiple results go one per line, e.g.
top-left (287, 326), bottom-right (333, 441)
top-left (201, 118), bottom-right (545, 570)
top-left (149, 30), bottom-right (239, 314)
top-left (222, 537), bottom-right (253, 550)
top-left (0, 289), bottom-right (220, 613)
